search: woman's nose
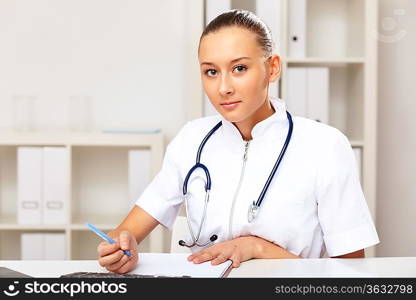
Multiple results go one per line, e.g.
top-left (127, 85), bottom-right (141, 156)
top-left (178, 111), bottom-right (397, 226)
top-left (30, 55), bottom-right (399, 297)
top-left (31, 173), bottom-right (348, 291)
top-left (219, 75), bottom-right (234, 96)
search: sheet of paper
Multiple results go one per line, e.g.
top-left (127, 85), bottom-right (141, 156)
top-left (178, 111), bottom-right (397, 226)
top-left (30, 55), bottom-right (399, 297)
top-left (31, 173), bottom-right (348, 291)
top-left (129, 253), bottom-right (232, 278)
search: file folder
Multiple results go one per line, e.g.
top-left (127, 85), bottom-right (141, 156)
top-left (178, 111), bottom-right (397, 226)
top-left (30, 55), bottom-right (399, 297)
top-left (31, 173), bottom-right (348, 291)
top-left (288, 0), bottom-right (307, 58)
top-left (21, 233), bottom-right (66, 260)
top-left (21, 233), bottom-right (43, 260)
top-left (128, 149), bottom-right (152, 208)
top-left (43, 147), bottom-right (68, 224)
top-left (287, 67), bottom-right (307, 117)
top-left (307, 67), bottom-right (329, 123)
top-left (205, 0), bottom-right (231, 24)
top-left (17, 147), bottom-right (43, 224)
top-left (44, 233), bottom-right (66, 260)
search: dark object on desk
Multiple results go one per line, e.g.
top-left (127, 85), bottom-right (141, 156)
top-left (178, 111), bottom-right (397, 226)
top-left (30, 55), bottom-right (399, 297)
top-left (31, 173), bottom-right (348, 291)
top-left (60, 272), bottom-right (191, 278)
top-left (0, 267), bottom-right (32, 278)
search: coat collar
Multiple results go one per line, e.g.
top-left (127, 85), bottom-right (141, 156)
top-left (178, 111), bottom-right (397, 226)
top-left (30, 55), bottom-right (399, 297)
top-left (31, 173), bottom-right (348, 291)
top-left (219, 97), bottom-right (289, 143)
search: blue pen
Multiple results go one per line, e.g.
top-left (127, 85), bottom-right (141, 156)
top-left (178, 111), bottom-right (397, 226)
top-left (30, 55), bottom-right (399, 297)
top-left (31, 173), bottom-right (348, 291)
top-left (86, 223), bottom-right (131, 257)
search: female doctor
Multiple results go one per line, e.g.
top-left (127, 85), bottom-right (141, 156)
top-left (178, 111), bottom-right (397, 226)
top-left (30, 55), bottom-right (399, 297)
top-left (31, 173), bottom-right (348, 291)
top-left (97, 10), bottom-right (379, 273)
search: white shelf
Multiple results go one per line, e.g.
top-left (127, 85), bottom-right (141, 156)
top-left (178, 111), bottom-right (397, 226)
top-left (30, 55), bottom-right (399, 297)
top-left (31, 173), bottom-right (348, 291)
top-left (0, 131), bottom-right (163, 147)
top-left (0, 214), bottom-right (67, 230)
top-left (350, 140), bottom-right (364, 148)
top-left (286, 57), bottom-right (365, 66)
top-left (0, 131), bottom-right (164, 259)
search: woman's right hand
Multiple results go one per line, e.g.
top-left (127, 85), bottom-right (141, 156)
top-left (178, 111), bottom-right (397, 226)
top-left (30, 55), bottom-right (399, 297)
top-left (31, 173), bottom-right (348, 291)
top-left (97, 230), bottom-right (139, 274)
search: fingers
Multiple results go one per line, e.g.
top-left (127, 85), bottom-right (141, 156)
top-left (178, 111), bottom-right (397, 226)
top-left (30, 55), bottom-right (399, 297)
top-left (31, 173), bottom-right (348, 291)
top-left (211, 253), bottom-right (228, 265)
top-left (188, 245), bottom-right (241, 268)
top-left (229, 252), bottom-right (241, 268)
top-left (110, 252), bottom-right (139, 274)
top-left (98, 249), bottom-right (125, 267)
top-left (97, 241), bottom-right (121, 258)
top-left (119, 231), bottom-right (132, 251)
top-left (106, 253), bottom-right (132, 272)
top-left (189, 252), bottom-right (214, 264)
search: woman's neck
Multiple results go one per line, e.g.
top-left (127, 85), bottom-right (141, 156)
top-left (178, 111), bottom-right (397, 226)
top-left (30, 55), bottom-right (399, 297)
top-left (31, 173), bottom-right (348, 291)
top-left (234, 98), bottom-right (275, 141)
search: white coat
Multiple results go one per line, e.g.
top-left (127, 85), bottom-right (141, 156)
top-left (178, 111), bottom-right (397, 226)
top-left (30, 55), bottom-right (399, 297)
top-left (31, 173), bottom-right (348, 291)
top-left (136, 97), bottom-right (379, 257)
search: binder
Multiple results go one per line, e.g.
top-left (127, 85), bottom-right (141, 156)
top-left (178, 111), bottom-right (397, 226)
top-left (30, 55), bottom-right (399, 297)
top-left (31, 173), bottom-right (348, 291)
top-left (256, 0), bottom-right (282, 54)
top-left (205, 0), bottom-right (231, 24)
top-left (128, 150), bottom-right (152, 208)
top-left (43, 147), bottom-right (68, 224)
top-left (286, 67), bottom-right (307, 117)
top-left (288, 0), bottom-right (307, 58)
top-left (21, 233), bottom-right (43, 260)
top-left (44, 233), bottom-right (66, 260)
top-left (287, 67), bottom-right (329, 123)
top-left (20, 233), bottom-right (66, 260)
top-left (17, 147), bottom-right (43, 224)
top-left (306, 67), bottom-right (329, 123)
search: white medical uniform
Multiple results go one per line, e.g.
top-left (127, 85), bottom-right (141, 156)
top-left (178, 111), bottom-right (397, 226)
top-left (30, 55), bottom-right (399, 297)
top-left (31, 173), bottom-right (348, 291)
top-left (136, 97), bottom-right (379, 257)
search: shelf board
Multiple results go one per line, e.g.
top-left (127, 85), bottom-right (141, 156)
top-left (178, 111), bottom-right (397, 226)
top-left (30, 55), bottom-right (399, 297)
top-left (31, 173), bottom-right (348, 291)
top-left (350, 140), bottom-right (364, 147)
top-left (0, 215), bottom-right (67, 230)
top-left (285, 57), bottom-right (365, 66)
top-left (0, 131), bottom-right (163, 147)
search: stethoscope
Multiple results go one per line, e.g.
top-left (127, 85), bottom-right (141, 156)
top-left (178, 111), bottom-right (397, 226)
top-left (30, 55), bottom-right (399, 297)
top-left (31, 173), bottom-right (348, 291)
top-left (179, 111), bottom-right (293, 248)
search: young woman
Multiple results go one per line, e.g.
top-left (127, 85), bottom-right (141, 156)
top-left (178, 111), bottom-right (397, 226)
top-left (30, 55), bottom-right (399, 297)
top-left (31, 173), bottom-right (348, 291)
top-left (97, 10), bottom-right (379, 273)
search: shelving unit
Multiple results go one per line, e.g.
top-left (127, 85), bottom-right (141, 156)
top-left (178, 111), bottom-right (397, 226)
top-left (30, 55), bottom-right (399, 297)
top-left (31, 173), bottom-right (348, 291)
top-left (0, 131), bottom-right (164, 259)
top-left (204, 0), bottom-right (378, 256)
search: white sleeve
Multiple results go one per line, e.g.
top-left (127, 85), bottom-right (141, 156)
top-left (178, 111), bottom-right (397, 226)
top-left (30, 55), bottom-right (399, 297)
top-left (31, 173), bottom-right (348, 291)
top-left (316, 129), bottom-right (380, 257)
top-left (135, 124), bottom-right (188, 229)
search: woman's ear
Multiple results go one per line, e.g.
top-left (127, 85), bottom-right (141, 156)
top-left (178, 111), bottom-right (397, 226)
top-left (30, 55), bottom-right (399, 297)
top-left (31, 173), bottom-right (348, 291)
top-left (268, 54), bottom-right (281, 83)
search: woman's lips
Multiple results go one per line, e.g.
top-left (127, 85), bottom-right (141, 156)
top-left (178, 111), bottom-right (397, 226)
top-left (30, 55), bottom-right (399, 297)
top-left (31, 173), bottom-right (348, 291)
top-left (220, 101), bottom-right (241, 110)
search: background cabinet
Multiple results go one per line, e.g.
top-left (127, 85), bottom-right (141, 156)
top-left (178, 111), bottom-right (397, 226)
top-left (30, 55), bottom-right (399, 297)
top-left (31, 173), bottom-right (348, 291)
top-left (0, 131), bottom-right (164, 259)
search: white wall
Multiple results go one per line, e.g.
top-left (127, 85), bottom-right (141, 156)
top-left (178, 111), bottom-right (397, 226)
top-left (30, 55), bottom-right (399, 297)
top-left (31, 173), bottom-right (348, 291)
top-left (377, 0), bottom-right (416, 256)
top-left (0, 0), bottom-right (204, 141)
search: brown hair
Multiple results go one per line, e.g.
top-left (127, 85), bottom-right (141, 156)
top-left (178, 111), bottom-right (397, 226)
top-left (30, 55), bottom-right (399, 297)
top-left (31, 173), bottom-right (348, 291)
top-left (199, 9), bottom-right (274, 57)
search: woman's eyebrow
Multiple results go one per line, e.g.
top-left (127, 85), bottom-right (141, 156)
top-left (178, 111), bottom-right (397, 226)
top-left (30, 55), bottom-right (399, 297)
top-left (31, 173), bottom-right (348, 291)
top-left (200, 56), bottom-right (251, 66)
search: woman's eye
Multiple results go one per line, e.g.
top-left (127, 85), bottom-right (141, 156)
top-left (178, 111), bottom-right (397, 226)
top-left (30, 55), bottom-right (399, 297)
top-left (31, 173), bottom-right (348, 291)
top-left (205, 69), bottom-right (217, 77)
top-left (233, 65), bottom-right (247, 73)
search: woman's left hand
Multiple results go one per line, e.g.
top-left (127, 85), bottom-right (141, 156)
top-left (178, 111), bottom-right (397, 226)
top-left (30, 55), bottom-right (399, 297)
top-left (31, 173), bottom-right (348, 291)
top-left (187, 236), bottom-right (259, 268)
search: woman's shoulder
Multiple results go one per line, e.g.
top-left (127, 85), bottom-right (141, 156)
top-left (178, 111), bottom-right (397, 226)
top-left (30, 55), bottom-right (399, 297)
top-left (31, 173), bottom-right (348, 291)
top-left (168, 115), bottom-right (223, 151)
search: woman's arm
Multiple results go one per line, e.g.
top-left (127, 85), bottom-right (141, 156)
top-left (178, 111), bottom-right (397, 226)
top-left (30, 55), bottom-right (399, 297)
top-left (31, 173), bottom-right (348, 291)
top-left (107, 205), bottom-right (159, 243)
top-left (332, 249), bottom-right (365, 258)
top-left (188, 236), bottom-right (366, 267)
top-left (188, 236), bottom-right (300, 268)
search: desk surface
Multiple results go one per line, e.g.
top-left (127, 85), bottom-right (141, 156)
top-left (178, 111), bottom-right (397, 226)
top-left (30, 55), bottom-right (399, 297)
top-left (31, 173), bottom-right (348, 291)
top-left (1, 256), bottom-right (416, 278)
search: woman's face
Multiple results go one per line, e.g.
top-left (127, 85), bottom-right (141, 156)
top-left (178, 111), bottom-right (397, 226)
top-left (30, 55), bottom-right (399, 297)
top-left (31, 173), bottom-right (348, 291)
top-left (198, 26), bottom-right (280, 125)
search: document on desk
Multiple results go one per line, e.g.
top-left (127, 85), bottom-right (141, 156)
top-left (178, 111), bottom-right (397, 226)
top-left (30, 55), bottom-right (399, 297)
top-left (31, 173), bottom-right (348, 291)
top-left (129, 253), bottom-right (233, 278)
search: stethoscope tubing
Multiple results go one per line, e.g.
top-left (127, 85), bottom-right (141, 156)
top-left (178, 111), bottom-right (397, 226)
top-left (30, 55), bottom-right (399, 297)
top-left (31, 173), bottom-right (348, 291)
top-left (180, 110), bottom-right (293, 247)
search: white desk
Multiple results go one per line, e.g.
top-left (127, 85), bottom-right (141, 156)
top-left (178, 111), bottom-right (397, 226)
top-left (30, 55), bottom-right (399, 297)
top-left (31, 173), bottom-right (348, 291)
top-left (1, 256), bottom-right (416, 278)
